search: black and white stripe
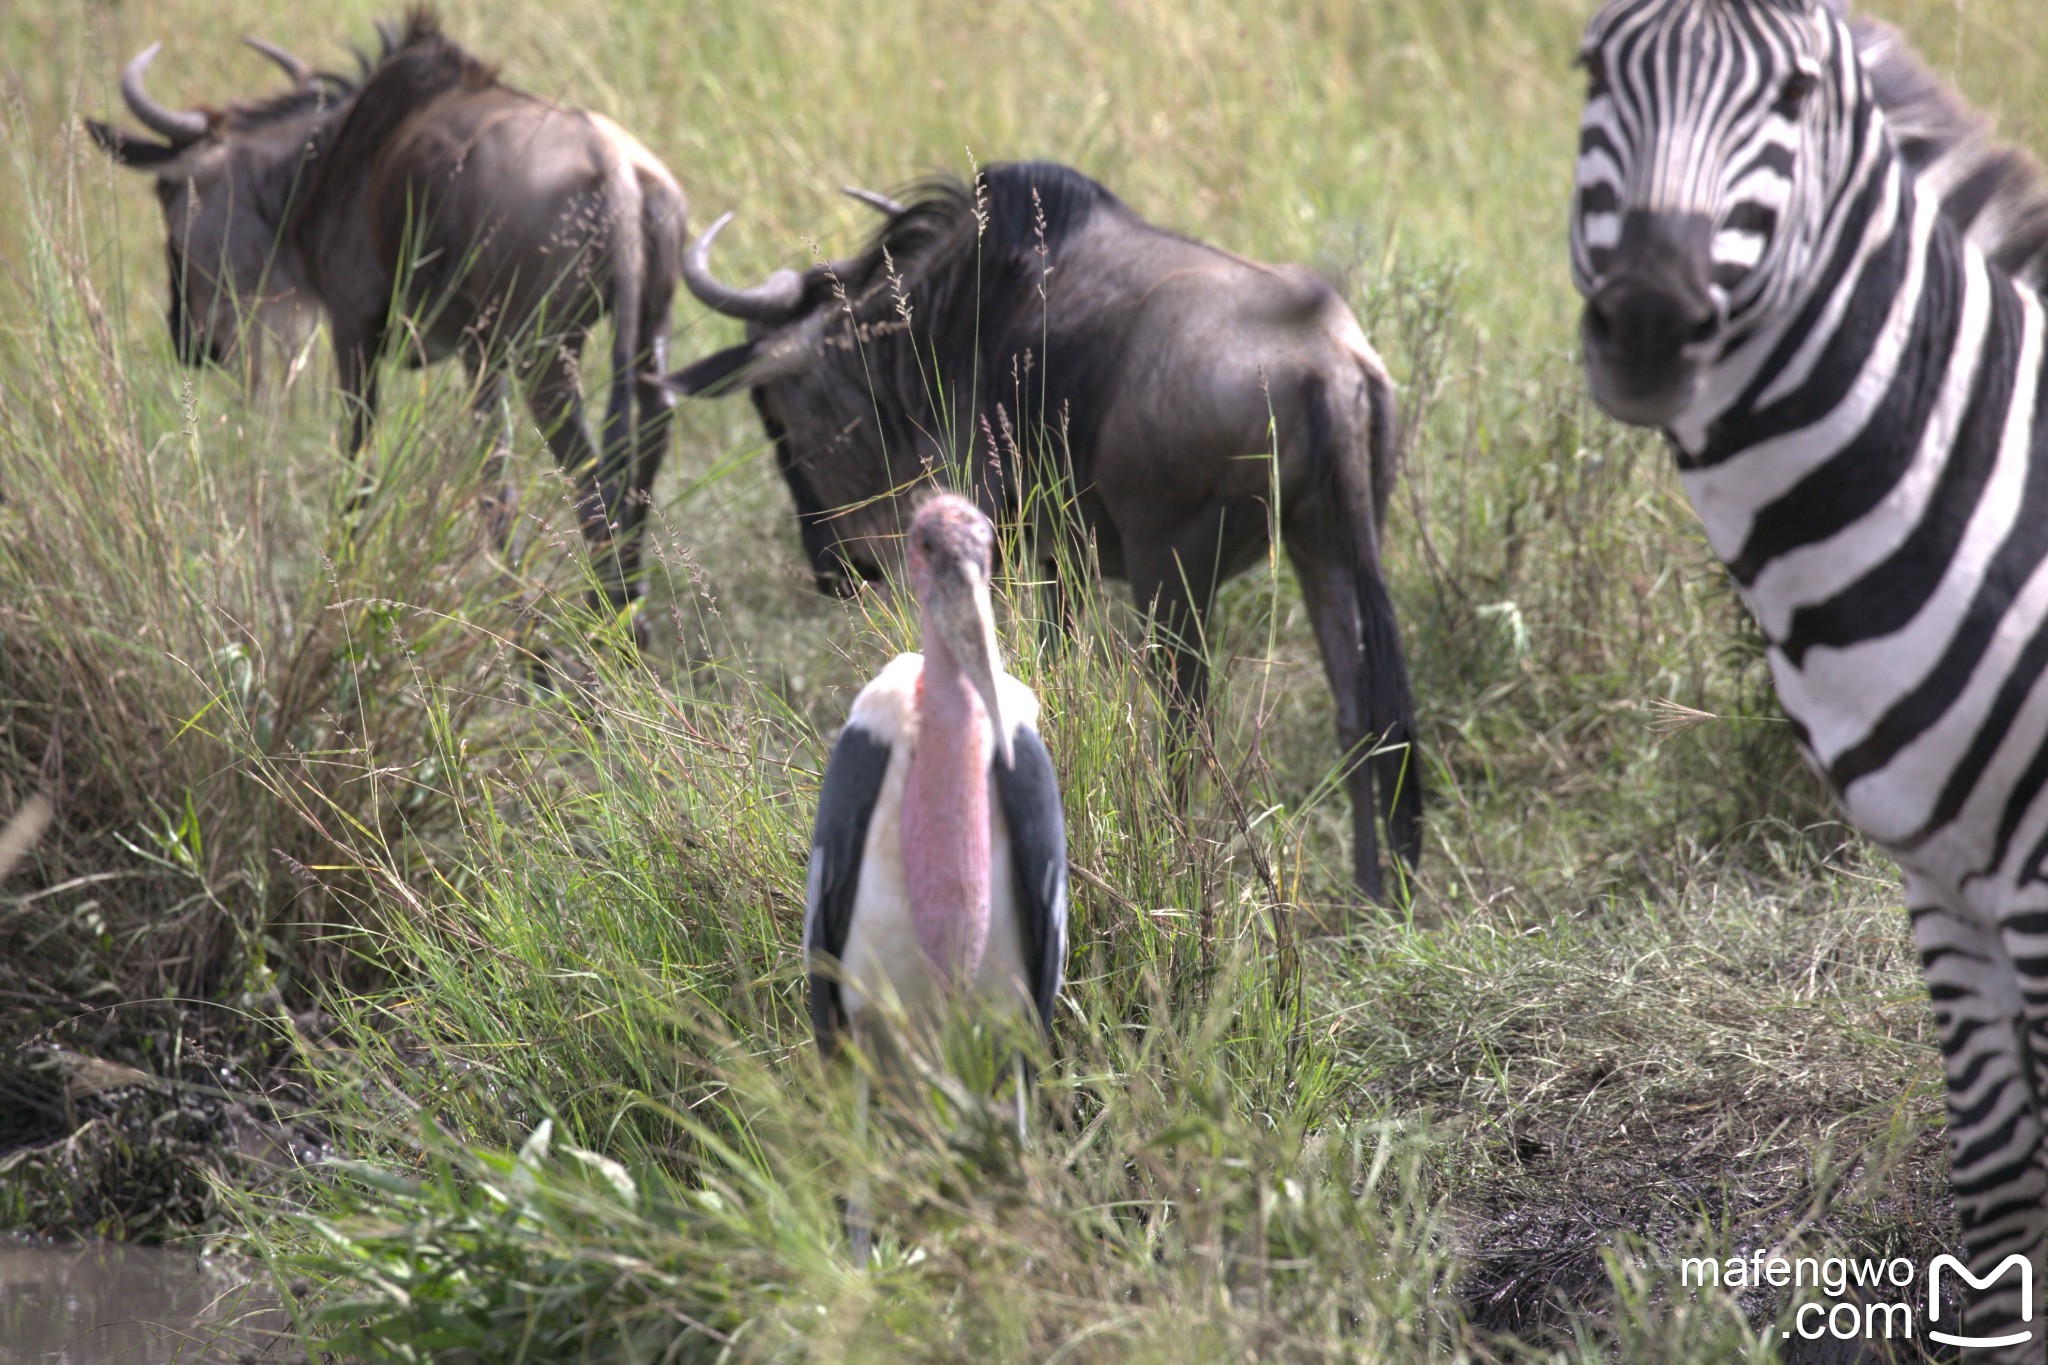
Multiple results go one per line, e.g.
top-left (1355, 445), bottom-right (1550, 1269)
top-left (1572, 2), bottom-right (2048, 1355)
top-left (1572, 0), bottom-right (1830, 337)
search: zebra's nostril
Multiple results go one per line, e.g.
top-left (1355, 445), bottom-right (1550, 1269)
top-left (1584, 302), bottom-right (1615, 343)
top-left (1588, 280), bottom-right (1716, 356)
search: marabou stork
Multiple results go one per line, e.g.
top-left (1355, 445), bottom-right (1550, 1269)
top-left (803, 495), bottom-right (1068, 1254)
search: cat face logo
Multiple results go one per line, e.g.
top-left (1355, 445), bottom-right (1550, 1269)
top-left (1928, 1255), bottom-right (2034, 1351)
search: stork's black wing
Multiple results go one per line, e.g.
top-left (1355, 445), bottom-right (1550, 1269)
top-left (995, 726), bottom-right (1068, 1034)
top-left (805, 725), bottom-right (893, 1051)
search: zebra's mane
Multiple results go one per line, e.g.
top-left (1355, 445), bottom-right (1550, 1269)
top-left (1851, 16), bottom-right (2048, 291)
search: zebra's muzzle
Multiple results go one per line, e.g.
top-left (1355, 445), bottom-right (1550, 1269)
top-left (1578, 211), bottom-right (1721, 428)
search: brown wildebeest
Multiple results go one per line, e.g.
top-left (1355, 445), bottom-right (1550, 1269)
top-left (664, 162), bottom-right (1421, 900)
top-left (88, 11), bottom-right (686, 628)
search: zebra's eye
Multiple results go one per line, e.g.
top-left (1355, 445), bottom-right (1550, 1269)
top-left (1774, 71), bottom-right (1818, 118)
top-left (1577, 49), bottom-right (1611, 99)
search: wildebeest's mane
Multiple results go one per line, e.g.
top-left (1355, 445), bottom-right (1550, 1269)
top-left (285, 8), bottom-right (501, 226)
top-left (218, 9), bottom-right (467, 135)
top-left (220, 81), bottom-right (352, 134)
top-left (1851, 16), bottom-right (2048, 291)
top-left (835, 162), bottom-right (1120, 298)
top-left (800, 162), bottom-right (1133, 502)
top-left (355, 9), bottom-right (461, 73)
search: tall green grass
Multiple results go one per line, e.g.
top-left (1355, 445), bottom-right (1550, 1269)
top-left (5, 0), bottom-right (2043, 1356)
top-left (207, 406), bottom-right (1455, 1353)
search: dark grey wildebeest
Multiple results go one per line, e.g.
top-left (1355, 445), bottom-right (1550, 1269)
top-left (665, 162), bottom-right (1420, 900)
top-left (88, 10), bottom-right (685, 626)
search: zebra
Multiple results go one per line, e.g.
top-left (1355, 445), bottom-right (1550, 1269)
top-left (1569, 0), bottom-right (2048, 1355)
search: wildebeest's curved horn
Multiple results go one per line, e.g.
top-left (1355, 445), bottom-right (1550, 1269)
top-left (842, 186), bottom-right (906, 218)
top-left (682, 213), bottom-right (807, 324)
top-left (121, 44), bottom-right (209, 146)
top-left (243, 36), bottom-right (315, 88)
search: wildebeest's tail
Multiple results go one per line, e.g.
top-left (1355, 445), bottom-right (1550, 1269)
top-left (638, 181), bottom-right (684, 369)
top-left (1323, 362), bottom-right (1423, 879)
top-left (602, 170), bottom-right (646, 474)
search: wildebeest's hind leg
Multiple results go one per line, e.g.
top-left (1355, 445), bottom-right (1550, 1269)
top-left (1130, 553), bottom-right (1215, 716)
top-left (1127, 513), bottom-right (1230, 796)
top-left (333, 323), bottom-right (387, 513)
top-left (465, 356), bottom-right (557, 691)
top-left (582, 202), bottom-right (672, 649)
top-left (594, 328), bottom-right (639, 603)
top-left (464, 357), bottom-right (517, 551)
top-left (618, 258), bottom-right (678, 588)
top-left (621, 344), bottom-right (675, 575)
top-left (1038, 565), bottom-right (1075, 653)
top-left (525, 340), bottom-right (639, 638)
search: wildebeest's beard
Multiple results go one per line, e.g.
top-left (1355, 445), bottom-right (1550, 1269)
top-left (163, 242), bottom-right (206, 367)
top-left (752, 390), bottom-right (881, 594)
top-left (162, 227), bottom-right (302, 372)
top-left (160, 166), bottom-right (320, 375)
top-left (102, 64), bottom-right (341, 373)
top-left (747, 291), bottom-right (947, 592)
top-left (737, 164), bottom-right (1130, 589)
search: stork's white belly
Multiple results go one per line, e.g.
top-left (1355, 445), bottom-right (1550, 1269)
top-left (825, 652), bottom-right (1042, 1026)
top-left (837, 749), bottom-right (1031, 1024)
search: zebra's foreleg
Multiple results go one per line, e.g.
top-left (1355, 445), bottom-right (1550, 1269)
top-left (2000, 897), bottom-right (2048, 1362)
top-left (1912, 894), bottom-right (2047, 1361)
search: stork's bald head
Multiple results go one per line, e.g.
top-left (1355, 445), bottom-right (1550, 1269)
top-left (906, 495), bottom-right (1010, 766)
top-left (906, 494), bottom-right (994, 590)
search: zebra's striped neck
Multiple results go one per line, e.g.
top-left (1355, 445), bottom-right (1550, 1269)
top-left (1666, 134), bottom-right (2048, 854)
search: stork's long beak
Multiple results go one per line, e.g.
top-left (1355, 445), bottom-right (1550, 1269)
top-left (930, 565), bottom-right (1013, 768)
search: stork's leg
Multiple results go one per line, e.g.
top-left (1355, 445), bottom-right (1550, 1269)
top-left (1910, 877), bottom-right (2047, 1360)
top-left (847, 1068), bottom-right (873, 1269)
top-left (1012, 1052), bottom-right (1030, 1144)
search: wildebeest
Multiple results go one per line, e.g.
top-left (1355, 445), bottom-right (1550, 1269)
top-left (88, 10), bottom-right (685, 625)
top-left (666, 162), bottom-right (1420, 899)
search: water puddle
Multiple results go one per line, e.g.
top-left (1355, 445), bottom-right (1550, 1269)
top-left (0, 1241), bottom-right (294, 1364)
